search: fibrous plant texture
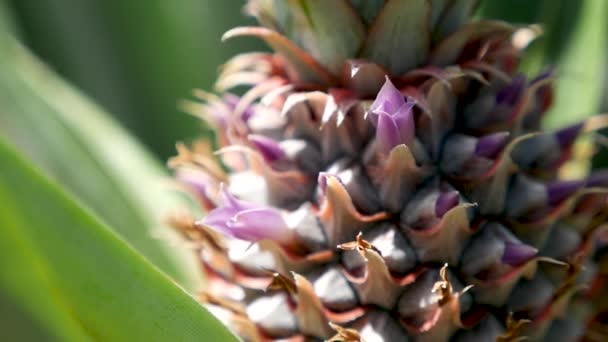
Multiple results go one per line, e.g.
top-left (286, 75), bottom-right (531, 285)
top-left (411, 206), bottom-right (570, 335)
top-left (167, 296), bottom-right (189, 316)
top-left (169, 1), bottom-right (608, 340)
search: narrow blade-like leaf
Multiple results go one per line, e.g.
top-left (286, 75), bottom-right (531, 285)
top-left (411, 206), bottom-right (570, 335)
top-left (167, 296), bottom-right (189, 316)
top-left (0, 138), bottom-right (237, 341)
top-left (0, 33), bottom-right (201, 290)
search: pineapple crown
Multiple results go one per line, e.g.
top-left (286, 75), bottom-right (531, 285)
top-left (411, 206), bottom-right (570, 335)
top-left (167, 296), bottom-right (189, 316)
top-left (169, 0), bottom-right (608, 340)
top-left (230, 0), bottom-right (489, 87)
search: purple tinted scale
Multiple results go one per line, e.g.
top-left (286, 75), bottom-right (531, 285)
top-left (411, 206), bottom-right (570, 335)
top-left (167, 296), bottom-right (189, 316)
top-left (501, 241), bottom-right (538, 266)
top-left (435, 191), bottom-right (460, 218)
top-left (496, 75), bottom-right (525, 106)
top-left (587, 171), bottom-right (608, 187)
top-left (555, 123), bottom-right (584, 149)
top-left (475, 132), bottom-right (510, 159)
top-left (547, 180), bottom-right (583, 206)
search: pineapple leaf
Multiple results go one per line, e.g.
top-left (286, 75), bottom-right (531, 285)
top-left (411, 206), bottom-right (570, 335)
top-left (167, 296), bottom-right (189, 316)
top-left (247, 0), bottom-right (366, 75)
top-left (361, 0), bottom-right (431, 75)
top-left (223, 26), bottom-right (337, 85)
top-left (433, 0), bottom-right (480, 41)
top-left (430, 20), bottom-right (514, 66)
top-left (349, 0), bottom-right (386, 26)
top-left (282, 0), bottom-right (365, 74)
top-left (540, 0), bottom-right (608, 128)
top-left (0, 137), bottom-right (237, 341)
top-left (0, 33), bottom-right (202, 290)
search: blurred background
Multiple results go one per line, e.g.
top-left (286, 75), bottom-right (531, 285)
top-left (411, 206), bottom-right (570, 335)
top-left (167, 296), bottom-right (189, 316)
top-left (3, 0), bottom-right (263, 158)
top-left (1, 0), bottom-right (605, 160)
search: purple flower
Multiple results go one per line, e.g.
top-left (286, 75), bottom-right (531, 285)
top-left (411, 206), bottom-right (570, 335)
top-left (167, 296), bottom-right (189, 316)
top-left (369, 77), bottom-right (415, 154)
top-left (198, 185), bottom-right (291, 243)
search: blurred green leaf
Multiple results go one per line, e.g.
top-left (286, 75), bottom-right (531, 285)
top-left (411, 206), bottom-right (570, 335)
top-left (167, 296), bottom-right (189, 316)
top-left (0, 34), bottom-right (202, 290)
top-left (476, 0), bottom-right (544, 23)
top-left (0, 138), bottom-right (237, 341)
top-left (539, 0), bottom-right (607, 128)
top-left (478, 0), bottom-right (606, 128)
top-left (0, 0), bottom-right (18, 35)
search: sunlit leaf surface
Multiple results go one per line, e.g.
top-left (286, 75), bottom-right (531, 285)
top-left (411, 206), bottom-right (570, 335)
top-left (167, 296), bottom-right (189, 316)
top-left (0, 33), bottom-right (202, 290)
top-left (0, 138), bottom-right (237, 341)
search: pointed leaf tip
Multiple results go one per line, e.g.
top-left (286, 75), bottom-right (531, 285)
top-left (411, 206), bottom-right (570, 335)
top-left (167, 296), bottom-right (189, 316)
top-left (501, 242), bottom-right (537, 266)
top-left (435, 191), bottom-right (460, 218)
top-left (546, 180), bottom-right (583, 205)
top-left (370, 77), bottom-right (415, 154)
top-left (475, 132), bottom-right (510, 158)
top-left (370, 76), bottom-right (406, 115)
top-left (555, 123), bottom-right (584, 148)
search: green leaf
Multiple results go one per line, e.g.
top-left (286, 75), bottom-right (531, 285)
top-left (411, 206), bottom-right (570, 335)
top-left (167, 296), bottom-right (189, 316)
top-left (248, 0), bottom-right (366, 75)
top-left (0, 33), bottom-right (202, 290)
top-left (361, 0), bottom-right (430, 75)
top-left (0, 0), bottom-right (18, 36)
top-left (283, 0), bottom-right (365, 74)
top-left (349, 0), bottom-right (385, 26)
top-left (223, 26), bottom-right (336, 85)
top-left (433, 0), bottom-right (480, 41)
top-left (539, 0), bottom-right (607, 128)
top-left (0, 138), bottom-right (237, 341)
top-left (477, 0), bottom-right (605, 128)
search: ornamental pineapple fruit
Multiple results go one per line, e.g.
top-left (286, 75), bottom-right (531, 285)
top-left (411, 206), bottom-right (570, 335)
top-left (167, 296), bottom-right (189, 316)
top-left (169, 1), bottom-right (608, 340)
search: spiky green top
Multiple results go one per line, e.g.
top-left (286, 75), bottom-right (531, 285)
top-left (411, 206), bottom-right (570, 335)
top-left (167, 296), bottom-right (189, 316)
top-left (169, 1), bottom-right (608, 341)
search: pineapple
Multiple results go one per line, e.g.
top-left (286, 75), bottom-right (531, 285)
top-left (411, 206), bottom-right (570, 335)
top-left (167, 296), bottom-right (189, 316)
top-left (169, 1), bottom-right (608, 340)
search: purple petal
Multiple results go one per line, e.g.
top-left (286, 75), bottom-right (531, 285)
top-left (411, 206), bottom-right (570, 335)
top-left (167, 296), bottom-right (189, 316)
top-left (199, 206), bottom-right (240, 235)
top-left (555, 123), bottom-right (584, 149)
top-left (547, 180), bottom-right (583, 205)
top-left (496, 74), bottom-right (525, 106)
top-left (176, 170), bottom-right (210, 197)
top-left (370, 76), bottom-right (405, 118)
top-left (227, 208), bottom-right (290, 242)
top-left (501, 241), bottom-right (537, 266)
top-left (392, 102), bottom-right (416, 145)
top-left (249, 135), bottom-right (286, 162)
top-left (475, 132), bottom-right (510, 158)
top-left (199, 186), bottom-right (291, 243)
top-left (435, 191), bottom-right (460, 218)
top-left (376, 111), bottom-right (401, 155)
top-left (219, 185), bottom-right (258, 212)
